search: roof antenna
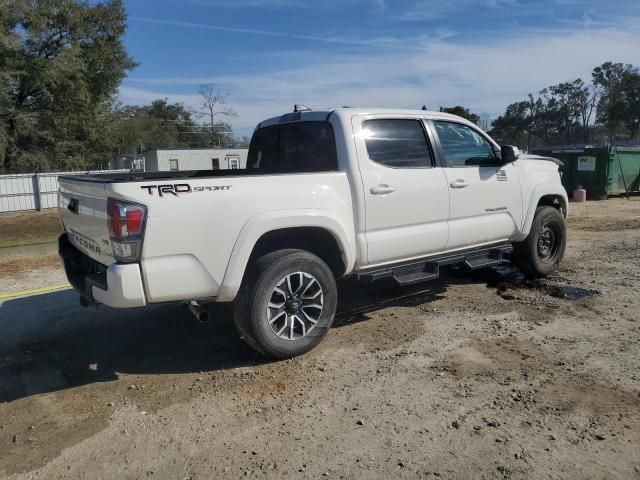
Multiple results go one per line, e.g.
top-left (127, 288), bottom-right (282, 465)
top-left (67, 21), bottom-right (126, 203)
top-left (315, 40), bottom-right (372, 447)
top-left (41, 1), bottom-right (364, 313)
top-left (421, 105), bottom-right (428, 111)
top-left (294, 104), bottom-right (312, 113)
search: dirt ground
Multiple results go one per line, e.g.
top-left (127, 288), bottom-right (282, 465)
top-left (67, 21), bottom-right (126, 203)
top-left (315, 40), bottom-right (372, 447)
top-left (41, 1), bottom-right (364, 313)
top-left (0, 256), bottom-right (67, 296)
top-left (0, 210), bottom-right (63, 248)
top-left (1, 198), bottom-right (639, 480)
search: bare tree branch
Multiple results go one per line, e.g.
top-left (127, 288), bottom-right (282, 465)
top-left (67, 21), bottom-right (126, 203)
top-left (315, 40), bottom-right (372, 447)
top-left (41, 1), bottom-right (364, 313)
top-left (197, 83), bottom-right (236, 147)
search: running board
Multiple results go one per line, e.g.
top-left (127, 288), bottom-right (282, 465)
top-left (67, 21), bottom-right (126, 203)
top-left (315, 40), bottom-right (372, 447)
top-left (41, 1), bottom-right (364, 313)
top-left (357, 245), bottom-right (513, 286)
top-left (393, 262), bottom-right (440, 286)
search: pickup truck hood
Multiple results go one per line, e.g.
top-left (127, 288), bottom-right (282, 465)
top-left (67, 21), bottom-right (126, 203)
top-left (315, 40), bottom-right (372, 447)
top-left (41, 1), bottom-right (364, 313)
top-left (518, 153), bottom-right (564, 168)
top-left (514, 154), bottom-right (564, 187)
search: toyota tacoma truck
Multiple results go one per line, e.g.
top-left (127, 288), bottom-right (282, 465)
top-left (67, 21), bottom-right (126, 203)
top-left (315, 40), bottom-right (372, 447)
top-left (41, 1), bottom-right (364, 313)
top-left (58, 107), bottom-right (568, 358)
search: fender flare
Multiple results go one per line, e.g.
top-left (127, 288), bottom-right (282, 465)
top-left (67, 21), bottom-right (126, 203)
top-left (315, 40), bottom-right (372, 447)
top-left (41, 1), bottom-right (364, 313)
top-left (513, 183), bottom-right (568, 242)
top-left (216, 209), bottom-right (356, 302)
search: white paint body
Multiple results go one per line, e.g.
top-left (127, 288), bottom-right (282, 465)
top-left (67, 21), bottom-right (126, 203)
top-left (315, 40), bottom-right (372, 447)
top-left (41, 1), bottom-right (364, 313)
top-left (58, 108), bottom-right (567, 308)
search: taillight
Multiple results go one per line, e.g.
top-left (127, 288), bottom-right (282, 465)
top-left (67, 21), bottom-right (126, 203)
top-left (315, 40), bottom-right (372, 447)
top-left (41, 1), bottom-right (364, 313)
top-left (126, 209), bottom-right (143, 235)
top-left (107, 198), bottom-right (147, 262)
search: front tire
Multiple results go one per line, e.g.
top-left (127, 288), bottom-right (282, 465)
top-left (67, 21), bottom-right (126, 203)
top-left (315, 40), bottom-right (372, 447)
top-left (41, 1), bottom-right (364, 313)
top-left (514, 206), bottom-right (566, 277)
top-left (234, 249), bottom-right (337, 359)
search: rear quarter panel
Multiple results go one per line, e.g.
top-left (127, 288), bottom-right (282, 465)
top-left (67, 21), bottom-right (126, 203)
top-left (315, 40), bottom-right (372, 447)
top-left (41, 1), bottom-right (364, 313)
top-left (108, 172), bottom-right (355, 303)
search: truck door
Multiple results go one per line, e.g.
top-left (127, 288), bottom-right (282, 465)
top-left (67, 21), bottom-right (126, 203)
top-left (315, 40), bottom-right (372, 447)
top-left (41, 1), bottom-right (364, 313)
top-left (353, 115), bottom-right (450, 266)
top-left (429, 120), bottom-right (523, 250)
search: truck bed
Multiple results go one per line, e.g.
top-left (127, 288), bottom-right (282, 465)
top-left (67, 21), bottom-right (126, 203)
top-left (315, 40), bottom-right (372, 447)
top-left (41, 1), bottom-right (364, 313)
top-left (58, 170), bottom-right (255, 183)
top-left (58, 170), bottom-right (355, 304)
top-left (58, 168), bottom-right (328, 183)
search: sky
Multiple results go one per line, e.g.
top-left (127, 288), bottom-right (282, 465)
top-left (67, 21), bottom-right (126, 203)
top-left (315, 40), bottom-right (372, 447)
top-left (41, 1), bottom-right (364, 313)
top-left (119, 0), bottom-right (640, 137)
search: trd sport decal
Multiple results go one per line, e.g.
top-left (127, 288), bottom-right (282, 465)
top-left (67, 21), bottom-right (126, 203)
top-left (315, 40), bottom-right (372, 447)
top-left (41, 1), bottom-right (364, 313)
top-left (140, 184), bottom-right (231, 197)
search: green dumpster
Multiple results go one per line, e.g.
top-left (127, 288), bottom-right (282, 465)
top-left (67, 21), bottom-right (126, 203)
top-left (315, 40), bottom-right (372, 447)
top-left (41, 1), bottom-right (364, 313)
top-left (608, 147), bottom-right (640, 196)
top-left (531, 146), bottom-right (640, 199)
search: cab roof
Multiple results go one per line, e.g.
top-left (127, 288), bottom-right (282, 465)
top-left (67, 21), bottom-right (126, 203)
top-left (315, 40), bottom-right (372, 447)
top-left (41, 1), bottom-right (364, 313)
top-left (256, 107), bottom-right (475, 130)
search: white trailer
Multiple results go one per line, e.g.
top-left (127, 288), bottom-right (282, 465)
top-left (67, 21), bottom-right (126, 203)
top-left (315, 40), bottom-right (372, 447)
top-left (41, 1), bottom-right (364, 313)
top-left (143, 148), bottom-right (248, 172)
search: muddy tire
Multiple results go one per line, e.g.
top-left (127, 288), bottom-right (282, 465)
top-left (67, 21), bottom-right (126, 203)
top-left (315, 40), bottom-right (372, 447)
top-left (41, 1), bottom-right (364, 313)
top-left (514, 206), bottom-right (566, 277)
top-left (234, 249), bottom-right (337, 359)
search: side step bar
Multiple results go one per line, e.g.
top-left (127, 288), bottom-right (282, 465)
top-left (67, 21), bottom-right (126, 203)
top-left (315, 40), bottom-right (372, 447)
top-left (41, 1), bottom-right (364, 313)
top-left (357, 244), bottom-right (513, 286)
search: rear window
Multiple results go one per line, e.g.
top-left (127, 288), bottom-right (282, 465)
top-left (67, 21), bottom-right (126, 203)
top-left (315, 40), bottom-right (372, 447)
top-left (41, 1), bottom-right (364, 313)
top-left (248, 121), bottom-right (338, 173)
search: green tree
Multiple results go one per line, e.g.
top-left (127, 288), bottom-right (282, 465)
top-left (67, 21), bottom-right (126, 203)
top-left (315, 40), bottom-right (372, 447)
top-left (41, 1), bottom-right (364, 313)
top-left (491, 100), bottom-right (532, 146)
top-left (619, 70), bottom-right (640, 139)
top-left (0, 0), bottom-right (136, 172)
top-left (113, 99), bottom-right (239, 153)
top-left (234, 135), bottom-right (251, 148)
top-left (538, 80), bottom-right (590, 144)
top-left (115, 99), bottom-right (210, 153)
top-left (439, 106), bottom-right (480, 125)
top-left (492, 63), bottom-right (638, 147)
top-left (592, 62), bottom-right (639, 139)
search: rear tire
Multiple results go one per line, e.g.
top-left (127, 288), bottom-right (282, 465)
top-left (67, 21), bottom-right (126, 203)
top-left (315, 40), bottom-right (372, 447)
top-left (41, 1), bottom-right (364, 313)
top-left (514, 206), bottom-right (566, 277)
top-left (234, 249), bottom-right (337, 359)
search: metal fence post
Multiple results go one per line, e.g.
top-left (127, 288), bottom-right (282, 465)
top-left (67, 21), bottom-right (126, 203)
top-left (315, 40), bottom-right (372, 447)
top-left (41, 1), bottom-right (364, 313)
top-left (32, 173), bottom-right (41, 211)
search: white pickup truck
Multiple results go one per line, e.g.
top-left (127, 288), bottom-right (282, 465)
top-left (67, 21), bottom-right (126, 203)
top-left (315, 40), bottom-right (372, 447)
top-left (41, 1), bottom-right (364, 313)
top-left (58, 107), bottom-right (568, 358)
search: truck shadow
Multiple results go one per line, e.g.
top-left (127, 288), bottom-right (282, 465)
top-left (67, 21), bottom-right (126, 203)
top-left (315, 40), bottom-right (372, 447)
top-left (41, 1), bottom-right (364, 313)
top-left (0, 277), bottom-right (449, 403)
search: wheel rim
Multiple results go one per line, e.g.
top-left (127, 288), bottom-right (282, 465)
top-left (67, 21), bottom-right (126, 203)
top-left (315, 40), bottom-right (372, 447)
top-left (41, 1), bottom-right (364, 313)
top-left (267, 272), bottom-right (324, 341)
top-left (537, 223), bottom-right (558, 261)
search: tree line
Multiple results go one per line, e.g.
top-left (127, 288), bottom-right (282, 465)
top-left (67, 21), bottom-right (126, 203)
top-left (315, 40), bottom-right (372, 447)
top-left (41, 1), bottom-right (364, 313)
top-left (490, 62), bottom-right (640, 149)
top-left (1, 1), bottom-right (639, 173)
top-left (0, 0), bottom-right (241, 173)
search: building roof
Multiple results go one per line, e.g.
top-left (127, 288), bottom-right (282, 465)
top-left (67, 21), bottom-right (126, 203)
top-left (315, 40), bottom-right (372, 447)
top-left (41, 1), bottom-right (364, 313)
top-left (143, 147), bottom-right (248, 153)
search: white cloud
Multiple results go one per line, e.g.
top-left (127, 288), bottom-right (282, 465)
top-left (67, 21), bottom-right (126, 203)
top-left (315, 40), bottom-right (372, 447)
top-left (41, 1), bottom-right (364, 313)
top-left (131, 17), bottom-right (413, 48)
top-left (397, 0), bottom-right (521, 21)
top-left (186, 0), bottom-right (385, 9)
top-left (120, 24), bottom-right (640, 136)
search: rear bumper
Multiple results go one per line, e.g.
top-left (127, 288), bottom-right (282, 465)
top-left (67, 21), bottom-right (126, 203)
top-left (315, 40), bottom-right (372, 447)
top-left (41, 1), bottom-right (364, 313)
top-left (59, 234), bottom-right (147, 308)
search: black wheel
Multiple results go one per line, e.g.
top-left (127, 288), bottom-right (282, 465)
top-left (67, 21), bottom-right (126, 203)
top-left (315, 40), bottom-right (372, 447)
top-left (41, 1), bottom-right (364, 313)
top-left (514, 206), bottom-right (566, 277)
top-left (234, 249), bottom-right (337, 359)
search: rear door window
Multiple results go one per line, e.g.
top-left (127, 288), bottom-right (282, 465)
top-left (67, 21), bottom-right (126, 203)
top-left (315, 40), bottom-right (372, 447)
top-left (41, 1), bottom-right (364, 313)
top-left (248, 121), bottom-right (338, 173)
top-left (362, 119), bottom-right (433, 168)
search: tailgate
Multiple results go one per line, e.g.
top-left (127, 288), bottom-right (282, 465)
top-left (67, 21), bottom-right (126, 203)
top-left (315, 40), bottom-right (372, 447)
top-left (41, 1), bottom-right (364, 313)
top-left (58, 177), bottom-right (115, 266)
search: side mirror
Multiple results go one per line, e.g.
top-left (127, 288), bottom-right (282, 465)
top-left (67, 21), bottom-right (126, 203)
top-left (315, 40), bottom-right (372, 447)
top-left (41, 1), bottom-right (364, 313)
top-left (501, 145), bottom-right (520, 164)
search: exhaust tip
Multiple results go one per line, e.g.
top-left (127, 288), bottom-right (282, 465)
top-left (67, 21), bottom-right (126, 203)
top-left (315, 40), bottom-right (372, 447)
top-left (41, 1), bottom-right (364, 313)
top-left (188, 301), bottom-right (212, 323)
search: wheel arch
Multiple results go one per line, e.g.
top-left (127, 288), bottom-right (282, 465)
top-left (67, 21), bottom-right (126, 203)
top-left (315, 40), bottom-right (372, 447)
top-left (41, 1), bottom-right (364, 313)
top-left (537, 194), bottom-right (567, 217)
top-left (217, 210), bottom-right (355, 302)
top-left (513, 184), bottom-right (569, 242)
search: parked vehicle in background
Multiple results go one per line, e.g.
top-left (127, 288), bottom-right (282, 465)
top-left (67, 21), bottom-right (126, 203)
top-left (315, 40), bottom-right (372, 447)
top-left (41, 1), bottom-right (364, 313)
top-left (58, 107), bottom-right (568, 358)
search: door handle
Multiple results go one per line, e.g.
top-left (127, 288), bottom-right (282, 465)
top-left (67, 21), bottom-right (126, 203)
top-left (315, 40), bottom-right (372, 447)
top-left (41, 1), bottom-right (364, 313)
top-left (370, 184), bottom-right (396, 195)
top-left (449, 180), bottom-right (469, 189)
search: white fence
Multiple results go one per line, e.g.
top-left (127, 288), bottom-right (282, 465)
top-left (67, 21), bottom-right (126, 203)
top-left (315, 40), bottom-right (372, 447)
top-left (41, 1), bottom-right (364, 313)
top-left (0, 170), bottom-right (127, 213)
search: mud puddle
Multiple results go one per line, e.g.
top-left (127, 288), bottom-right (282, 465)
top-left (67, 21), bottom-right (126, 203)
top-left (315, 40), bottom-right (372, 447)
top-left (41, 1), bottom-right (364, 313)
top-left (481, 265), bottom-right (599, 301)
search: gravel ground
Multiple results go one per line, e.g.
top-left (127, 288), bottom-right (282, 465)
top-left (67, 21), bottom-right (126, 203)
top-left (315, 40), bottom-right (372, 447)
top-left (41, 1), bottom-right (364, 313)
top-left (0, 198), bottom-right (639, 480)
top-left (0, 257), bottom-right (66, 296)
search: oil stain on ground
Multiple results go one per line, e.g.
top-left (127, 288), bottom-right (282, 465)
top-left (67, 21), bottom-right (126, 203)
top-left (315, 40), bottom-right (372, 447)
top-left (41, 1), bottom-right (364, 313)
top-left (481, 266), bottom-right (599, 301)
